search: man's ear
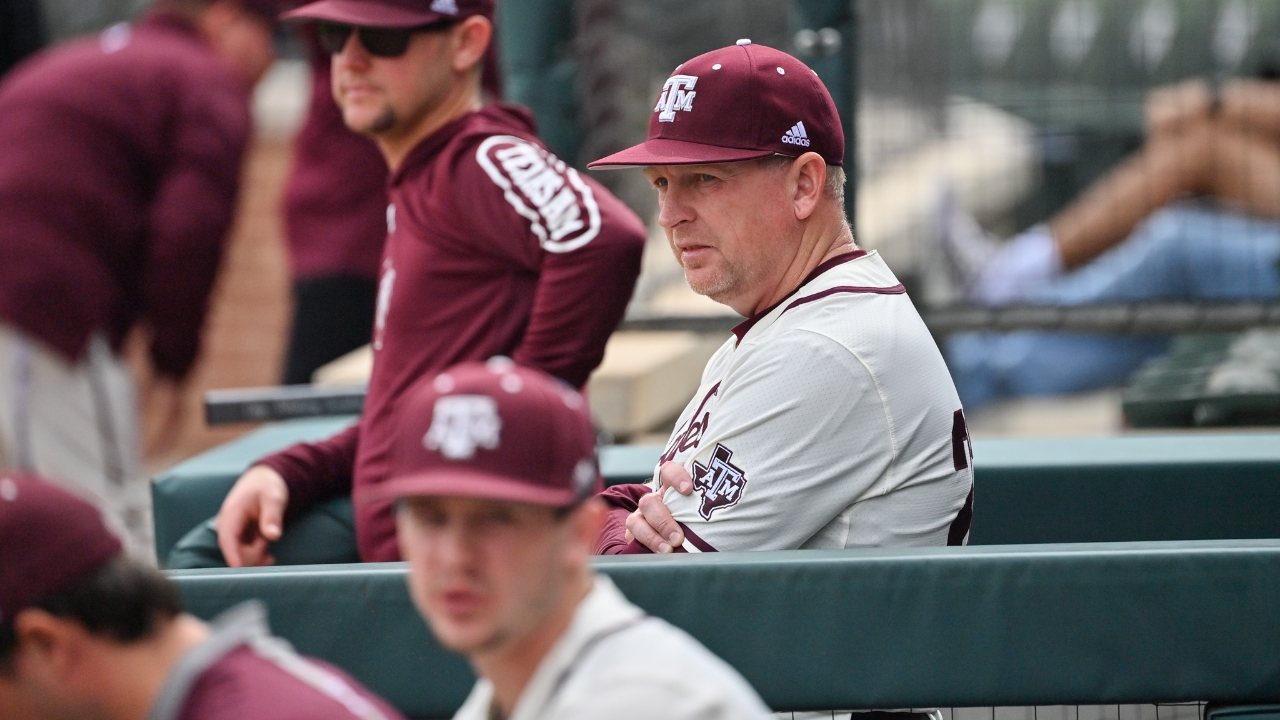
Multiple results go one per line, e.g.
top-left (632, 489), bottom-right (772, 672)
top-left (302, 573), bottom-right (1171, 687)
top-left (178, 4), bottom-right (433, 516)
top-left (394, 499), bottom-right (415, 562)
top-left (11, 609), bottom-right (86, 682)
top-left (568, 497), bottom-right (607, 562)
top-left (790, 152), bottom-right (827, 221)
top-left (2, 610), bottom-right (97, 719)
top-left (451, 16), bottom-right (493, 75)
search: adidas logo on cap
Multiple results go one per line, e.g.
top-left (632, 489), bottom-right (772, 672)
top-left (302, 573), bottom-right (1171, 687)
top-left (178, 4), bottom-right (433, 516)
top-left (781, 121), bottom-right (810, 147)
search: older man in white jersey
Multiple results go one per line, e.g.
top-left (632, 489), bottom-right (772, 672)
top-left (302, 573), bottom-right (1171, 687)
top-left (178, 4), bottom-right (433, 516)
top-left (590, 41), bottom-right (974, 555)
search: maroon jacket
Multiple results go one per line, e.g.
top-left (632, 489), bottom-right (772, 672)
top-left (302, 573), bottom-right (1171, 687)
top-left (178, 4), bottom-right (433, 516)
top-left (0, 13), bottom-right (250, 378)
top-left (179, 647), bottom-right (404, 720)
top-left (260, 104), bottom-right (646, 561)
top-left (283, 45), bottom-right (388, 282)
top-left (162, 602), bottom-right (405, 720)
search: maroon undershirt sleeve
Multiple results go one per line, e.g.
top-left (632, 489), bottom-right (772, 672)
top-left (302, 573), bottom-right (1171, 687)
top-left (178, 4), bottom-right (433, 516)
top-left (595, 483), bottom-right (718, 554)
top-left (596, 483), bottom-right (654, 554)
top-left (142, 76), bottom-right (249, 379)
top-left (255, 424), bottom-right (360, 521)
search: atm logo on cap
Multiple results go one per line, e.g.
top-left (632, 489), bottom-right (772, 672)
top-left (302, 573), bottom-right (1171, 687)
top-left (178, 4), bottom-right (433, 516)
top-left (655, 75), bottom-right (698, 122)
top-left (425, 395), bottom-right (502, 460)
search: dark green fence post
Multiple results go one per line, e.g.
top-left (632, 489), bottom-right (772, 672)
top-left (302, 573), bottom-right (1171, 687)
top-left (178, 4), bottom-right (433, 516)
top-left (792, 0), bottom-right (858, 229)
top-left (495, 0), bottom-right (581, 165)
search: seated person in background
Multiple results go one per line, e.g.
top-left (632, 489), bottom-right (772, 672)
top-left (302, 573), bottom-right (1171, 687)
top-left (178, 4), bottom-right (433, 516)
top-left (0, 474), bottom-right (405, 720)
top-left (588, 42), bottom-right (974, 555)
top-left (215, 0), bottom-right (646, 566)
top-left (940, 77), bottom-right (1280, 408)
top-left (374, 361), bottom-right (774, 720)
top-left (279, 28), bottom-right (389, 386)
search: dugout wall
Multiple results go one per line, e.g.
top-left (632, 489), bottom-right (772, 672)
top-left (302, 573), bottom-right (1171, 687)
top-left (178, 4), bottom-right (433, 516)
top-left (169, 541), bottom-right (1280, 717)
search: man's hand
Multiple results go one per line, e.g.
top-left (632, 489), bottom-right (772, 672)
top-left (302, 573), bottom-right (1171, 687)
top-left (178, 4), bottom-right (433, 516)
top-left (215, 465), bottom-right (288, 567)
top-left (624, 461), bottom-right (694, 553)
top-left (1145, 79), bottom-right (1215, 138)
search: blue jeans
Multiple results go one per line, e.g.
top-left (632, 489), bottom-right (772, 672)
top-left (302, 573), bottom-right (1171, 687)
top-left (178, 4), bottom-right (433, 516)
top-left (948, 205), bottom-right (1280, 409)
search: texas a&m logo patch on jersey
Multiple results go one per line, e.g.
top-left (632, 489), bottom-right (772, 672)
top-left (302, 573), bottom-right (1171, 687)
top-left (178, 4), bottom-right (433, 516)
top-left (690, 443), bottom-right (747, 520)
top-left (476, 136), bottom-right (602, 253)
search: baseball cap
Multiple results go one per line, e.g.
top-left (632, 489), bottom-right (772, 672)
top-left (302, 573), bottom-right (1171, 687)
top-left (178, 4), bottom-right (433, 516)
top-left (0, 474), bottom-right (123, 624)
top-left (360, 359), bottom-right (602, 508)
top-left (588, 41), bottom-right (844, 169)
top-left (282, 0), bottom-right (494, 28)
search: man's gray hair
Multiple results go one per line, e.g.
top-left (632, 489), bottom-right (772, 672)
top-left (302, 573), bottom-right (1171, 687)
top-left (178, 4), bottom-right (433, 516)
top-left (757, 154), bottom-right (846, 206)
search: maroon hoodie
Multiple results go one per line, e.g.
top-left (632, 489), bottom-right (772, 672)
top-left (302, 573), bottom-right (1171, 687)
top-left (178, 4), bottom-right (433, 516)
top-left (0, 13), bottom-right (250, 378)
top-left (162, 602), bottom-right (406, 720)
top-left (259, 104), bottom-right (646, 561)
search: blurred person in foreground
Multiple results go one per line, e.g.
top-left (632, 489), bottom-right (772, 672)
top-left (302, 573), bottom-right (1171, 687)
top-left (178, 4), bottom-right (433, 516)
top-left (941, 76), bottom-right (1280, 408)
top-left (373, 360), bottom-right (773, 720)
top-left (0, 473), bottom-right (407, 720)
top-left (588, 42), bottom-right (973, 557)
top-left (0, 0), bottom-right (281, 555)
top-left (216, 0), bottom-right (645, 566)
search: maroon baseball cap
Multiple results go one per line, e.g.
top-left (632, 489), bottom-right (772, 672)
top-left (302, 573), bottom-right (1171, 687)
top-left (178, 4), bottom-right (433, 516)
top-left (361, 359), bottom-right (601, 508)
top-left (0, 474), bottom-right (123, 624)
top-left (588, 41), bottom-right (844, 169)
top-left (282, 0), bottom-right (494, 28)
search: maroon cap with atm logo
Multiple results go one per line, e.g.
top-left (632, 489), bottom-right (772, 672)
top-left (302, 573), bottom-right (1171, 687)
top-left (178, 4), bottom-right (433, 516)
top-left (360, 359), bottom-right (602, 508)
top-left (588, 40), bottom-right (844, 169)
top-left (0, 474), bottom-right (123, 624)
top-left (282, 0), bottom-right (494, 28)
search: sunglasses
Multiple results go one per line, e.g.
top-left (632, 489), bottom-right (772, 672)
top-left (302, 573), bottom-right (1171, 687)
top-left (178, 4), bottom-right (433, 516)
top-left (315, 21), bottom-right (453, 58)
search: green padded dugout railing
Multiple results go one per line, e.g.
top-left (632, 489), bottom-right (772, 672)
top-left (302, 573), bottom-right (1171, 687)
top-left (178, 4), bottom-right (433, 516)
top-left (152, 417), bottom-right (357, 563)
top-left (170, 540), bottom-right (1280, 718)
top-left (153, 419), bottom-right (1280, 563)
top-left (151, 418), bottom-right (659, 563)
top-left (969, 433), bottom-right (1280, 544)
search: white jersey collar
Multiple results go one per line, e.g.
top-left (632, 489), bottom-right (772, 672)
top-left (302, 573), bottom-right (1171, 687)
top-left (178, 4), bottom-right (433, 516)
top-left (458, 575), bottom-right (645, 720)
top-left (731, 249), bottom-right (901, 347)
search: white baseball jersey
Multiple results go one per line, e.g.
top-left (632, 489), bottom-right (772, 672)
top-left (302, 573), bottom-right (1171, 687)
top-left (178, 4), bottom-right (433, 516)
top-left (653, 250), bottom-right (974, 552)
top-left (452, 575), bottom-right (773, 720)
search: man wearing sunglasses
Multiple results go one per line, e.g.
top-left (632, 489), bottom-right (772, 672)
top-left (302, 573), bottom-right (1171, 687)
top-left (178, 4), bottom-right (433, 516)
top-left (216, 0), bottom-right (646, 566)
